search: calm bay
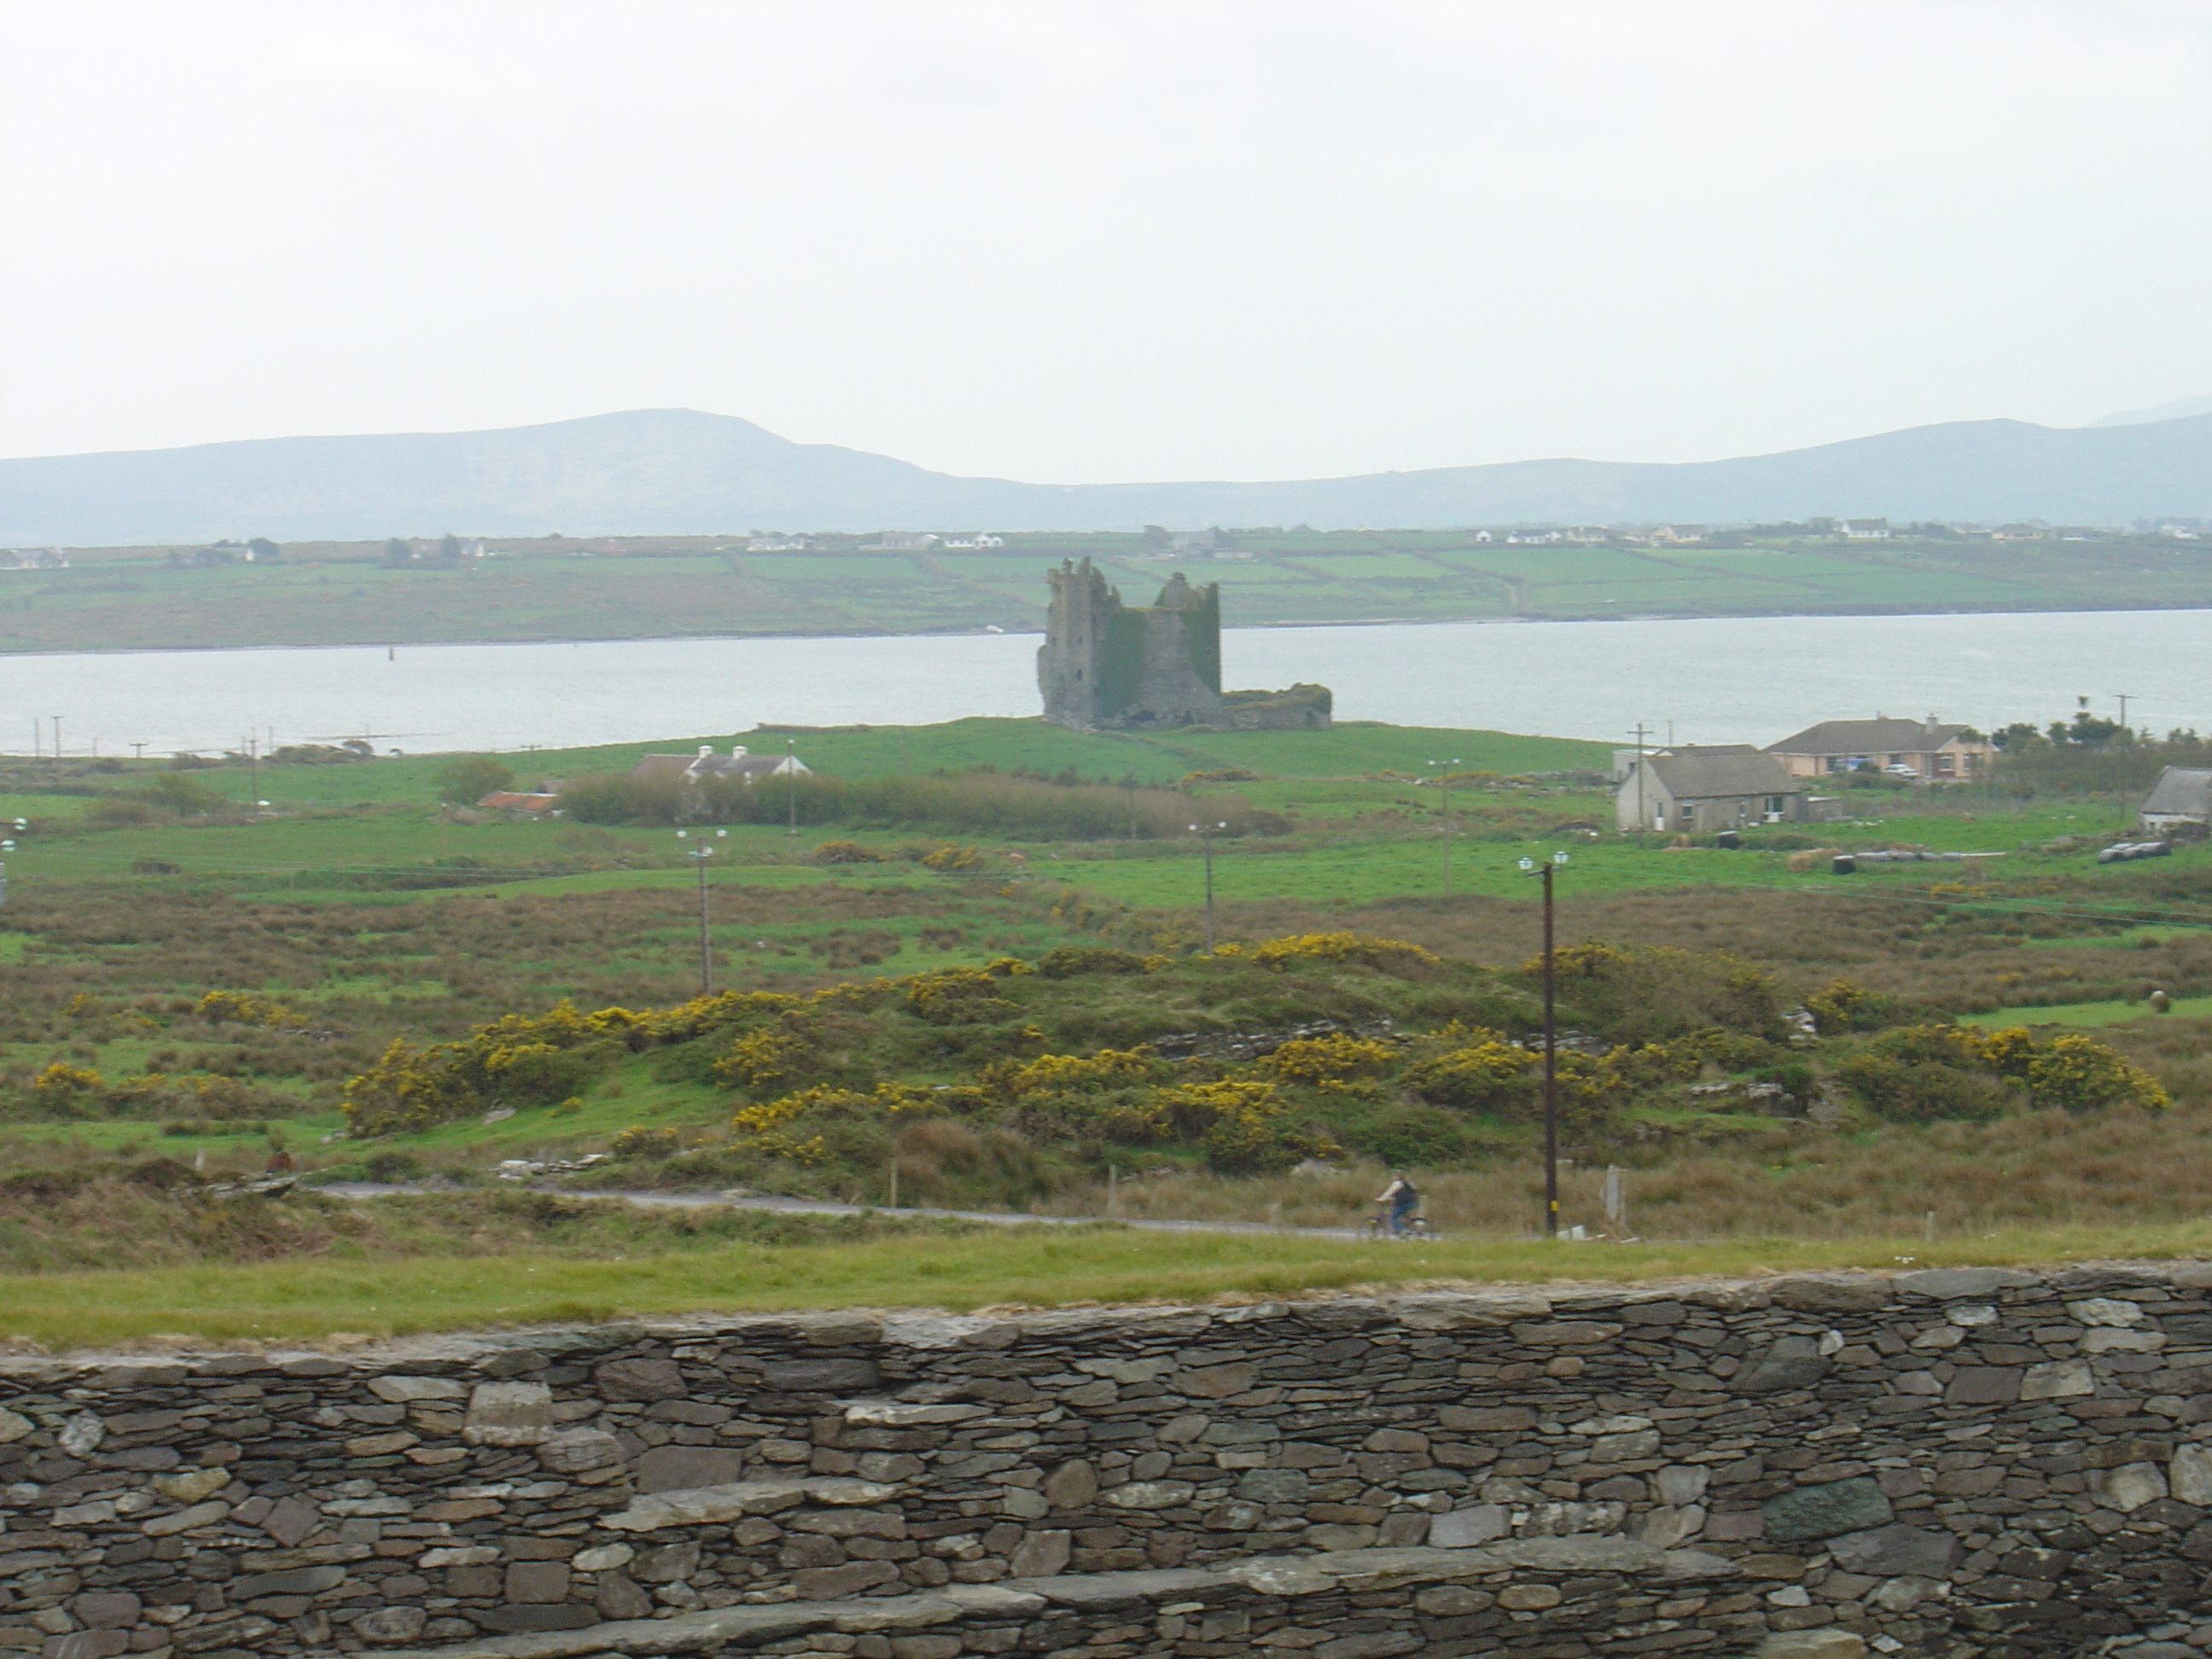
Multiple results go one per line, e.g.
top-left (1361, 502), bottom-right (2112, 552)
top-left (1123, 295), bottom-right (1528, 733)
top-left (0, 608), bottom-right (2204, 757)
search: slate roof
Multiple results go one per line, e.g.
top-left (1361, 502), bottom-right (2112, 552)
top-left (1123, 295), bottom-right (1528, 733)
top-left (1765, 719), bottom-right (1975, 755)
top-left (1641, 747), bottom-right (1801, 799)
top-left (2142, 767), bottom-right (2212, 820)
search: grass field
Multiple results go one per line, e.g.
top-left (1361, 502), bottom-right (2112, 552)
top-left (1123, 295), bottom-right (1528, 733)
top-left (14, 527), bottom-right (2212, 653)
top-left (10, 1212), bottom-right (2212, 1350)
top-left (4, 711), bottom-right (2211, 1348)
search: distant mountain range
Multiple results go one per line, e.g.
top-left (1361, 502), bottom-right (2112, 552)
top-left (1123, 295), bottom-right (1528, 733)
top-left (3, 406), bottom-right (2209, 544)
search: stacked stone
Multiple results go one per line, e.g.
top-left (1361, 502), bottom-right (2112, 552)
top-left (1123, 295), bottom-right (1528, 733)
top-left (3, 1264), bottom-right (2211, 1658)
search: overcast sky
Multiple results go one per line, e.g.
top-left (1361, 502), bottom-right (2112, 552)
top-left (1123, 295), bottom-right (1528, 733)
top-left (3, 0), bottom-right (2209, 482)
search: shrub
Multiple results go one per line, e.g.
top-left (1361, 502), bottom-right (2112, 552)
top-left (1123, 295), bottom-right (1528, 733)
top-left (813, 840), bottom-right (884, 864)
top-left (1037, 946), bottom-right (1155, 980)
top-left (1339, 1102), bottom-right (1480, 1167)
top-left (1260, 1033), bottom-right (1397, 1087)
top-left (2024, 1035), bottom-right (2168, 1114)
top-left (1404, 1034), bottom-right (1534, 1113)
top-left (1245, 932), bottom-right (1440, 977)
top-left (610, 1125), bottom-right (686, 1161)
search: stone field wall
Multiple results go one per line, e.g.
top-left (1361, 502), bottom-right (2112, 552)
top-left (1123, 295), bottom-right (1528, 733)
top-left (7, 1262), bottom-right (2212, 1659)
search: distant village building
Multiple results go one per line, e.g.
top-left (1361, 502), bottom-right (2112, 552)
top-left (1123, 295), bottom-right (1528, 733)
top-left (628, 745), bottom-right (811, 790)
top-left (476, 790), bottom-right (562, 817)
top-left (1764, 718), bottom-right (1992, 782)
top-left (860, 532), bottom-right (940, 551)
top-left (0, 548), bottom-right (69, 570)
top-left (2141, 767), bottom-right (2212, 832)
top-left (1839, 518), bottom-right (1892, 539)
top-left (938, 533), bottom-right (1006, 549)
top-left (1648, 525), bottom-right (1707, 544)
top-left (1037, 557), bottom-right (1330, 731)
top-left (1615, 746), bottom-right (1806, 833)
top-left (746, 535), bottom-right (809, 552)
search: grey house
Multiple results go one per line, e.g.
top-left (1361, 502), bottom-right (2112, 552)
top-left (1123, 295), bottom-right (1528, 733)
top-left (2141, 766), bottom-right (2212, 831)
top-left (1615, 746), bottom-right (1806, 834)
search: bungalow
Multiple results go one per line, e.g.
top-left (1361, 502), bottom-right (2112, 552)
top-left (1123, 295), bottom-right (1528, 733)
top-left (860, 532), bottom-right (939, 551)
top-left (747, 535), bottom-right (809, 552)
top-left (629, 745), bottom-right (811, 789)
top-left (1648, 525), bottom-right (1707, 545)
top-left (1764, 718), bottom-right (1992, 783)
top-left (938, 533), bottom-right (1006, 549)
top-left (1839, 518), bottom-right (1891, 539)
top-left (1615, 746), bottom-right (1805, 834)
top-left (2141, 767), bottom-right (2212, 832)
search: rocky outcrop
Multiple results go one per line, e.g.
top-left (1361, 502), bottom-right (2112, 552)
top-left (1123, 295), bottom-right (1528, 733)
top-left (6, 1265), bottom-right (2212, 1656)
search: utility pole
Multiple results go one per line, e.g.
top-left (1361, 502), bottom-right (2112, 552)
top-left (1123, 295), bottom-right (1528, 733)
top-left (2116, 694), bottom-right (2133, 734)
top-left (677, 830), bottom-right (725, 994)
top-left (1629, 722), bottom-right (1652, 835)
top-left (786, 740), bottom-right (800, 839)
top-left (1190, 820), bottom-right (1226, 952)
top-left (50, 716), bottom-right (61, 761)
top-left (1428, 758), bottom-right (1461, 894)
top-left (1520, 850), bottom-right (1569, 1236)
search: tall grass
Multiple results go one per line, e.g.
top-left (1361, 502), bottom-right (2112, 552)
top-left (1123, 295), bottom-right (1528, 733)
top-left (557, 769), bottom-right (1269, 841)
top-left (1049, 1101), bottom-right (2212, 1239)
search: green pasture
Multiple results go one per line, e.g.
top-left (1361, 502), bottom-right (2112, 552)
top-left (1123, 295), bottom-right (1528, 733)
top-left (8, 531), bottom-right (2212, 653)
top-left (1959, 997), bottom-right (2212, 1029)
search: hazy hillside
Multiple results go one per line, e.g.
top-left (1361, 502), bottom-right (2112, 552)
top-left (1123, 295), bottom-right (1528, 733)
top-left (4, 407), bottom-right (2211, 544)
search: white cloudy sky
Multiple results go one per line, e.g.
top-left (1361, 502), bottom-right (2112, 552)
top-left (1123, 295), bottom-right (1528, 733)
top-left (3, 0), bottom-right (2209, 480)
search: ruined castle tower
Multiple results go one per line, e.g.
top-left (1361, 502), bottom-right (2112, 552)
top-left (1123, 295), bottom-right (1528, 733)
top-left (1038, 559), bottom-right (1225, 729)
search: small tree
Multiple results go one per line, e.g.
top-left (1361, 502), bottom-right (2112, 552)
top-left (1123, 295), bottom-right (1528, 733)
top-left (436, 755), bottom-right (515, 805)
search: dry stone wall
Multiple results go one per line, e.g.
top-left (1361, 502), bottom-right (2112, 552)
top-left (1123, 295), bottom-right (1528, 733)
top-left (6, 1264), bottom-right (2212, 1659)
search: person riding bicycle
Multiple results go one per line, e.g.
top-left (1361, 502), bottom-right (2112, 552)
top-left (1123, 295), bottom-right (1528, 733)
top-left (1376, 1171), bottom-right (1420, 1237)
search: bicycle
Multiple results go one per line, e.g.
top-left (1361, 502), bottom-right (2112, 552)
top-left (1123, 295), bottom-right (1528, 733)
top-left (1362, 1205), bottom-right (1439, 1242)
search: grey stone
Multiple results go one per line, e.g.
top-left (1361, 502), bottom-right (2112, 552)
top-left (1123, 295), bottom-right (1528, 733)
top-left (1007, 1529), bottom-right (1069, 1576)
top-left (596, 1572), bottom-right (655, 1621)
top-left (473, 1606), bottom-right (600, 1633)
top-left (793, 1561), bottom-right (900, 1599)
top-left (538, 1427), bottom-right (625, 1474)
top-left (67, 1595), bottom-right (140, 1631)
top-left (1735, 1336), bottom-right (1829, 1394)
top-left (1102, 1480), bottom-right (1193, 1510)
top-left (231, 1567), bottom-right (346, 1598)
top-left (1042, 1459), bottom-right (1098, 1510)
top-left (1656, 1464), bottom-right (1709, 1506)
top-left (1768, 1275), bottom-right (1891, 1312)
top-left (1761, 1477), bottom-right (1893, 1542)
top-left (2173, 1443), bottom-right (2212, 1505)
top-left (634, 1444), bottom-right (747, 1493)
top-left (2093, 1460), bottom-right (2168, 1511)
top-left (2020, 1359), bottom-right (2095, 1400)
top-left (365, 1375), bottom-right (467, 1403)
top-left (353, 1606), bottom-right (428, 1644)
top-left (1428, 1505), bottom-right (1507, 1548)
top-left (257, 1495), bottom-right (320, 1546)
top-left (1894, 1267), bottom-right (2040, 1299)
top-left (1826, 1522), bottom-right (1964, 1578)
top-left (594, 1358), bottom-right (687, 1401)
top-left (762, 1358), bottom-right (881, 1393)
top-left (42, 1633), bottom-right (127, 1659)
top-left (1945, 1365), bottom-right (2023, 1405)
top-left (1754, 1634), bottom-right (1866, 1659)
top-left (463, 1381), bottom-right (555, 1446)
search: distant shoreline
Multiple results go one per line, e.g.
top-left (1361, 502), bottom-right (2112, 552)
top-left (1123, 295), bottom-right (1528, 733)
top-left (3, 597), bottom-right (2211, 662)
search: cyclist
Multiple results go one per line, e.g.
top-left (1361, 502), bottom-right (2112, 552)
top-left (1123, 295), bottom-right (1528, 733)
top-left (1375, 1171), bottom-right (1420, 1237)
